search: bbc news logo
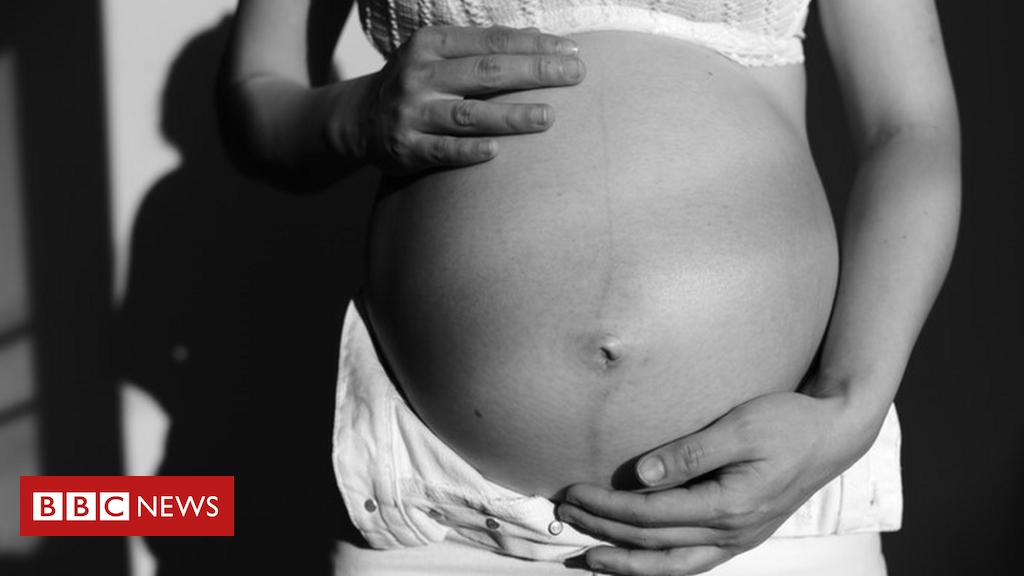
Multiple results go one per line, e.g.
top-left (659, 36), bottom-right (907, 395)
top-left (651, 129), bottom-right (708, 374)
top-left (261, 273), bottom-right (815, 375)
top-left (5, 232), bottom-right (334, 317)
top-left (21, 476), bottom-right (233, 536)
top-left (32, 492), bottom-right (219, 521)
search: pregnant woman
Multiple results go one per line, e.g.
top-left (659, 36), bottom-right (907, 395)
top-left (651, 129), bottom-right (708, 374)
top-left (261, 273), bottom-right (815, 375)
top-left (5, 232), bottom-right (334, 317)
top-left (221, 1), bottom-right (959, 574)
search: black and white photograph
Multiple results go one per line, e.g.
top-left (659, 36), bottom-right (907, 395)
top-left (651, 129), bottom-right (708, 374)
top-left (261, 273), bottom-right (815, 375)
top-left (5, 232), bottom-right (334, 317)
top-left (0, 1), bottom-right (1020, 574)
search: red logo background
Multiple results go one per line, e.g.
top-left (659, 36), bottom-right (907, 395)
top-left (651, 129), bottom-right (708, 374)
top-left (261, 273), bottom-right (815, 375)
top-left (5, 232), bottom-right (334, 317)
top-left (20, 476), bottom-right (234, 536)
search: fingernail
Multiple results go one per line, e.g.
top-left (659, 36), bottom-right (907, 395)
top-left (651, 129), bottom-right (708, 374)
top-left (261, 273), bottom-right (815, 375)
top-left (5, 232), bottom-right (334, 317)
top-left (557, 503), bottom-right (580, 522)
top-left (560, 58), bottom-right (583, 81)
top-left (637, 456), bottom-right (666, 485)
top-left (556, 40), bottom-right (579, 56)
top-left (531, 106), bottom-right (549, 126)
top-left (478, 140), bottom-right (497, 156)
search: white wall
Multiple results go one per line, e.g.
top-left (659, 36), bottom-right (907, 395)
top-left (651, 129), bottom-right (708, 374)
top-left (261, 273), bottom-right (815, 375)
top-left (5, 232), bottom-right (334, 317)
top-left (99, 2), bottom-right (383, 574)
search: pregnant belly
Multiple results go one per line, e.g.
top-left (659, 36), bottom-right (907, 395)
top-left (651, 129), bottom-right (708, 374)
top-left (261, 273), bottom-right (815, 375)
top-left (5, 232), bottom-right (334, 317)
top-left (364, 32), bottom-right (838, 498)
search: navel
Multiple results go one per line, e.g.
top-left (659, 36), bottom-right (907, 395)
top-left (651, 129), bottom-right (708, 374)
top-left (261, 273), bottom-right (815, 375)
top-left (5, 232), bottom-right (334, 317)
top-left (577, 332), bottom-right (626, 372)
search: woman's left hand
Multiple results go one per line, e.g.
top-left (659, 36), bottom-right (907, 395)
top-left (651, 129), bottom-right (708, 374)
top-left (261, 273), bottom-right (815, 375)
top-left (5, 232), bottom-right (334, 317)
top-left (556, 391), bottom-right (874, 576)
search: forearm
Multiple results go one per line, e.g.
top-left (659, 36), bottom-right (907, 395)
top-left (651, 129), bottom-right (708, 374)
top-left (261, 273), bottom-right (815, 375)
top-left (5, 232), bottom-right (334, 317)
top-left (805, 125), bottom-right (961, 439)
top-left (217, 72), bottom-right (375, 191)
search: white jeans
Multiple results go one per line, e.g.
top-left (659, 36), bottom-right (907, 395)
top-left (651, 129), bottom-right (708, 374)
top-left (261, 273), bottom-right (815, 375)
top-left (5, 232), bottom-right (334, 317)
top-left (334, 532), bottom-right (888, 576)
top-left (332, 301), bottom-right (902, 567)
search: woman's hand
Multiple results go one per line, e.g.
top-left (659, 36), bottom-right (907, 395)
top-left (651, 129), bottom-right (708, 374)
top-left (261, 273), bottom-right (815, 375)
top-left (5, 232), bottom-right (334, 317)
top-left (356, 25), bottom-right (585, 175)
top-left (556, 391), bottom-right (880, 576)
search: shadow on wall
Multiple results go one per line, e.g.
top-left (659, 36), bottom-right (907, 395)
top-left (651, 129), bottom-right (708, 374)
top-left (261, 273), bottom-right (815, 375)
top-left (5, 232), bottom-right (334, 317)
top-left (117, 16), bottom-right (376, 575)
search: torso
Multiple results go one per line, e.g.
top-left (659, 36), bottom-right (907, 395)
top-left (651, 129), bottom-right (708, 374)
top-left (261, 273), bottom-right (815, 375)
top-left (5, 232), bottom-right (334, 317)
top-left (364, 32), bottom-right (838, 498)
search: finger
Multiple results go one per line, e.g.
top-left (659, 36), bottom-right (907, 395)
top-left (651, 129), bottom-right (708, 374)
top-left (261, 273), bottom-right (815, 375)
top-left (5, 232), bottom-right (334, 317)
top-left (557, 502), bottom-right (723, 549)
top-left (406, 133), bottom-right (498, 168)
top-left (636, 415), bottom-right (756, 489)
top-left (410, 25), bottom-right (579, 58)
top-left (562, 484), bottom-right (723, 527)
top-left (420, 99), bottom-right (553, 135)
top-left (585, 545), bottom-right (733, 576)
top-left (430, 53), bottom-right (585, 95)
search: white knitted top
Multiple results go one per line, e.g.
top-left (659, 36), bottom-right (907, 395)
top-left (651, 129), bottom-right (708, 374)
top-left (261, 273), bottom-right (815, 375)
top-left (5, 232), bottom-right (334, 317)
top-left (358, 0), bottom-right (813, 66)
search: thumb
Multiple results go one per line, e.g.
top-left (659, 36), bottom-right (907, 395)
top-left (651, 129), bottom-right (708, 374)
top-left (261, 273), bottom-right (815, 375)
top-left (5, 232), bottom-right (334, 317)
top-left (635, 415), bottom-right (751, 488)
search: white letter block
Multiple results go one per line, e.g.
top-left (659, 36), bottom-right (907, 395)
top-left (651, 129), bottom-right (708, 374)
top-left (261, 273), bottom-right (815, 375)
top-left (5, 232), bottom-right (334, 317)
top-left (33, 492), bottom-right (63, 521)
top-left (66, 492), bottom-right (97, 521)
top-left (100, 492), bottom-right (130, 521)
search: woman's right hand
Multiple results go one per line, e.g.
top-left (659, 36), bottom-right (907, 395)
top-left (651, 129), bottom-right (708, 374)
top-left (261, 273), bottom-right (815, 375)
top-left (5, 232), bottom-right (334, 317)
top-left (355, 25), bottom-right (586, 175)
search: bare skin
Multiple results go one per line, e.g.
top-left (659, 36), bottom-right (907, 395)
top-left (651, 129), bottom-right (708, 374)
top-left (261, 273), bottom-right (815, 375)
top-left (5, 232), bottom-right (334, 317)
top-left (555, 2), bottom-right (960, 574)
top-left (221, 1), bottom-right (960, 574)
top-left (364, 30), bottom-right (838, 500)
top-left (220, 4), bottom-right (585, 187)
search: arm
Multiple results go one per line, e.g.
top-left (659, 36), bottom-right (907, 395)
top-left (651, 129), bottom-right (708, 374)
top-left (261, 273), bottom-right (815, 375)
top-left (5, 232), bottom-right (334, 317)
top-left (556, 1), bottom-right (960, 574)
top-left (218, 0), bottom-right (586, 191)
top-left (808, 0), bottom-right (960, 433)
top-left (218, 0), bottom-right (366, 189)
